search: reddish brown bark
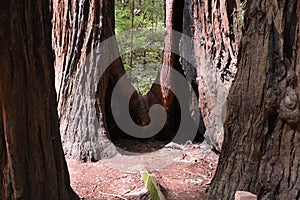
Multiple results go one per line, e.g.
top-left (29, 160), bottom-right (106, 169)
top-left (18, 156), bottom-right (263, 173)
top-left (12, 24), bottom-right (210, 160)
top-left (158, 0), bottom-right (184, 111)
top-left (207, 1), bottom-right (300, 199)
top-left (182, 0), bottom-right (241, 151)
top-left (0, 1), bottom-right (79, 199)
top-left (53, 0), bottom-right (204, 160)
top-left (52, 0), bottom-right (120, 161)
top-left (146, 0), bottom-right (188, 141)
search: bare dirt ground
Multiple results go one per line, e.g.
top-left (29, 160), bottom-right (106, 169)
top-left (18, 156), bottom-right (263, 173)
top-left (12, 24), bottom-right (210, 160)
top-left (67, 140), bottom-right (219, 200)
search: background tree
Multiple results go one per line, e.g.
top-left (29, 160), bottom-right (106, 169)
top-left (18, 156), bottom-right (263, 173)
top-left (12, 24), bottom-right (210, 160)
top-left (115, 0), bottom-right (164, 95)
top-left (0, 0), bottom-right (79, 199)
top-left (207, 1), bottom-right (300, 199)
top-left (146, 0), bottom-right (206, 141)
top-left (129, 0), bottom-right (135, 68)
top-left (114, 0), bottom-right (243, 149)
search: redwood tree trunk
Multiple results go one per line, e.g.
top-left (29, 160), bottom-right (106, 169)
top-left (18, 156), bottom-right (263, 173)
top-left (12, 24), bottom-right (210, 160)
top-left (159, 0), bottom-right (185, 111)
top-left (53, 0), bottom-right (205, 160)
top-left (207, 1), bottom-right (300, 199)
top-left (147, 0), bottom-right (186, 140)
top-left (181, 0), bottom-right (241, 151)
top-left (0, 1), bottom-right (78, 199)
top-left (52, 0), bottom-right (120, 161)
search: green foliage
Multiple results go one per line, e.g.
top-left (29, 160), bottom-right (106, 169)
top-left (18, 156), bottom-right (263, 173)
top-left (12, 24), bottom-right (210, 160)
top-left (238, 0), bottom-right (247, 27)
top-left (115, 0), bottom-right (164, 94)
top-left (228, 0), bottom-right (247, 38)
top-left (126, 63), bottom-right (160, 95)
top-left (240, 0), bottom-right (247, 10)
top-left (142, 171), bottom-right (166, 200)
top-left (115, 0), bottom-right (164, 34)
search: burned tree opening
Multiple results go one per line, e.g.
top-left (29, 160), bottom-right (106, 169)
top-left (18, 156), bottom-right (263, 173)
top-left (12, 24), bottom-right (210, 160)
top-left (52, 0), bottom-right (221, 163)
top-left (5, 0), bottom-right (300, 199)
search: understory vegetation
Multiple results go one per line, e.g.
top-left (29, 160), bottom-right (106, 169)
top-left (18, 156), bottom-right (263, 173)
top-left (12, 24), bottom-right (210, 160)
top-left (115, 0), bottom-right (164, 94)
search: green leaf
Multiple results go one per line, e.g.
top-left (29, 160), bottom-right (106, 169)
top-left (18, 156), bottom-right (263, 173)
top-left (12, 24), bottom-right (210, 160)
top-left (142, 171), bottom-right (166, 200)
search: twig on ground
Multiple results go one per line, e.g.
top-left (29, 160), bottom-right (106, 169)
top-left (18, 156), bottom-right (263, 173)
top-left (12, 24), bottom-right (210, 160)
top-left (91, 185), bottom-right (98, 193)
top-left (98, 191), bottom-right (128, 200)
top-left (124, 186), bottom-right (136, 194)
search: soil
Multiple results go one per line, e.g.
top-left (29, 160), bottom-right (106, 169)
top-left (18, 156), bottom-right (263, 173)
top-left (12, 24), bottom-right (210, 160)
top-left (67, 140), bottom-right (219, 200)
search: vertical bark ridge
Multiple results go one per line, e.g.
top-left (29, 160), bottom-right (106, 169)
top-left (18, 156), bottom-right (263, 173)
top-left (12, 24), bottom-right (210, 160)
top-left (53, 0), bottom-right (120, 161)
top-left (0, 0), bottom-right (79, 198)
top-left (181, 0), bottom-right (240, 151)
top-left (207, 1), bottom-right (300, 199)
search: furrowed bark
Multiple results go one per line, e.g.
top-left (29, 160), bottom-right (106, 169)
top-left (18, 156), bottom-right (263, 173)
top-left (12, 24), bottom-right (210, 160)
top-left (207, 1), bottom-right (300, 199)
top-left (0, 1), bottom-right (79, 199)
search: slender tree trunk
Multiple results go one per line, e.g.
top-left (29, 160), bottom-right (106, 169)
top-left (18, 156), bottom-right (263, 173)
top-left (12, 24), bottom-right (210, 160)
top-left (129, 0), bottom-right (135, 68)
top-left (0, 1), bottom-right (79, 199)
top-left (159, 0), bottom-right (185, 110)
top-left (207, 1), bottom-right (300, 199)
top-left (146, 0), bottom-right (205, 142)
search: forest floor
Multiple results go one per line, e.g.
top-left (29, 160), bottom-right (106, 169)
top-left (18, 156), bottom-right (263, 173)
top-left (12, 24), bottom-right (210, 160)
top-left (67, 140), bottom-right (219, 200)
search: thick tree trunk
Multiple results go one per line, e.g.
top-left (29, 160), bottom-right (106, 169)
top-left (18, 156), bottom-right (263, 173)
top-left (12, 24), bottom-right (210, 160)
top-left (0, 1), bottom-right (79, 199)
top-left (52, 0), bottom-right (119, 161)
top-left (207, 1), bottom-right (300, 199)
top-left (53, 0), bottom-right (205, 160)
top-left (181, 0), bottom-right (241, 151)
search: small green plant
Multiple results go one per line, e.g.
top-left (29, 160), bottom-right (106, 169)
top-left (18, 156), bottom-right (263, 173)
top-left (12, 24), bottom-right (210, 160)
top-left (142, 171), bottom-right (166, 200)
top-left (228, 0), bottom-right (247, 38)
top-left (238, 0), bottom-right (247, 27)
